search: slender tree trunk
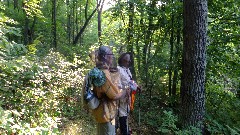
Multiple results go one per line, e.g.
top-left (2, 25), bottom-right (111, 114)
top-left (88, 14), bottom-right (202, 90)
top-left (24, 16), bottom-right (29, 45)
top-left (98, 0), bottom-right (105, 44)
top-left (75, 1), bottom-right (79, 37)
top-left (127, 0), bottom-right (136, 80)
top-left (72, 0), bottom-right (75, 43)
top-left (23, 2), bottom-right (29, 45)
top-left (168, 12), bottom-right (174, 96)
top-left (138, 9), bottom-right (144, 81)
top-left (7, 0), bottom-right (9, 7)
top-left (136, 32), bottom-right (141, 74)
top-left (29, 16), bottom-right (37, 44)
top-left (73, 0), bottom-right (101, 45)
top-left (14, 0), bottom-right (18, 9)
top-left (181, 0), bottom-right (207, 131)
top-left (67, 0), bottom-right (71, 44)
top-left (52, 0), bottom-right (57, 48)
top-left (172, 25), bottom-right (181, 96)
top-left (79, 2), bottom-right (82, 46)
top-left (143, 0), bottom-right (156, 97)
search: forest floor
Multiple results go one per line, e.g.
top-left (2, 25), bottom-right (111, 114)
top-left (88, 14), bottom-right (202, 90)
top-left (59, 92), bottom-right (162, 134)
top-left (60, 90), bottom-right (166, 135)
top-left (60, 109), bottom-right (151, 135)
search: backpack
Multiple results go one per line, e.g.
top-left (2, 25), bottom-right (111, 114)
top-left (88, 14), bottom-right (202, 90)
top-left (83, 67), bottom-right (106, 110)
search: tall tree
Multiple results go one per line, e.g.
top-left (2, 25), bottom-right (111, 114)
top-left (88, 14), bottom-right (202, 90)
top-left (52, 0), bottom-right (57, 48)
top-left (23, 1), bottom-right (29, 45)
top-left (13, 0), bottom-right (18, 9)
top-left (73, 0), bottom-right (102, 45)
top-left (66, 0), bottom-right (71, 44)
top-left (98, 0), bottom-right (105, 44)
top-left (181, 0), bottom-right (208, 131)
top-left (172, 20), bottom-right (181, 97)
top-left (168, 0), bottom-right (174, 97)
top-left (127, 0), bottom-right (136, 80)
top-left (72, 0), bottom-right (76, 43)
top-left (142, 0), bottom-right (157, 89)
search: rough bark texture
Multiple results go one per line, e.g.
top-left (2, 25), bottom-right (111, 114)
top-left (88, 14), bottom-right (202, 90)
top-left (181, 0), bottom-right (207, 131)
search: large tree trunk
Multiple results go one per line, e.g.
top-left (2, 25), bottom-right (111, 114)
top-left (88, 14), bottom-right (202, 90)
top-left (52, 0), bottom-right (57, 48)
top-left (181, 0), bottom-right (207, 131)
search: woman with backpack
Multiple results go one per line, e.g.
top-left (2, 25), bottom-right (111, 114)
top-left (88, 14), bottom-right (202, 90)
top-left (83, 46), bottom-right (129, 135)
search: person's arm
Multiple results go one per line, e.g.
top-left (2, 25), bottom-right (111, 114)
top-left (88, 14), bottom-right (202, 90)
top-left (113, 88), bottom-right (128, 100)
top-left (104, 76), bottom-right (130, 100)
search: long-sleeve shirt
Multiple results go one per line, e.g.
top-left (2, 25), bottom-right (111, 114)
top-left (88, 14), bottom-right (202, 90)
top-left (117, 66), bottom-right (132, 117)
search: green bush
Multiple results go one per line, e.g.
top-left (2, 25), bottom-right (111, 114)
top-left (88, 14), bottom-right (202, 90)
top-left (206, 82), bottom-right (240, 134)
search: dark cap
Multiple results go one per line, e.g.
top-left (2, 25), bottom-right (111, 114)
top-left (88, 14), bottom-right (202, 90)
top-left (98, 46), bottom-right (111, 56)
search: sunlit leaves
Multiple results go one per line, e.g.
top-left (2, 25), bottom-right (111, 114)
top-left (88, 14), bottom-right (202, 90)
top-left (23, 0), bottom-right (43, 18)
top-left (0, 49), bottom-right (87, 134)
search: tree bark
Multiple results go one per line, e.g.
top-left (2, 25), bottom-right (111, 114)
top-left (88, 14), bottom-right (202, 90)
top-left (143, 0), bottom-right (156, 89)
top-left (72, 0), bottom-right (75, 43)
top-left (66, 0), bottom-right (71, 44)
top-left (52, 0), bottom-right (57, 48)
top-left (29, 16), bottom-right (37, 44)
top-left (168, 10), bottom-right (174, 96)
top-left (23, 16), bottom-right (29, 45)
top-left (172, 24), bottom-right (181, 97)
top-left (14, 0), bottom-right (18, 9)
top-left (98, 0), bottom-right (105, 44)
top-left (127, 0), bottom-right (136, 80)
top-left (23, 2), bottom-right (29, 45)
top-left (75, 1), bottom-right (79, 39)
top-left (181, 0), bottom-right (207, 131)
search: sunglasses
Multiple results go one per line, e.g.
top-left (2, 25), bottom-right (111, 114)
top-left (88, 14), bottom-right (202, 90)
top-left (105, 54), bottom-right (114, 55)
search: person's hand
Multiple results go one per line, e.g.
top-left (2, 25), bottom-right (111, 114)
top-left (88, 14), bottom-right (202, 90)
top-left (129, 80), bottom-right (137, 91)
top-left (137, 85), bottom-right (142, 92)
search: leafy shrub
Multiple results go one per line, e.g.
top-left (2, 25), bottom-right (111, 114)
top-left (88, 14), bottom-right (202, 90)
top-left (158, 110), bottom-right (179, 134)
top-left (206, 82), bottom-right (240, 134)
top-left (0, 49), bottom-right (88, 134)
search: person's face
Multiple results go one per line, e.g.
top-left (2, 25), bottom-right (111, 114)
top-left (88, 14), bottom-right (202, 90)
top-left (122, 54), bottom-right (131, 68)
top-left (105, 50), bottom-right (114, 65)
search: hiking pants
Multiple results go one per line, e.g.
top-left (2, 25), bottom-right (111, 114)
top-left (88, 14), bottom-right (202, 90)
top-left (97, 122), bottom-right (115, 135)
top-left (119, 116), bottom-right (130, 135)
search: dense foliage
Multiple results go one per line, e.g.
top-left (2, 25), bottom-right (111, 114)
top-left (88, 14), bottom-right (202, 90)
top-left (0, 0), bottom-right (239, 134)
